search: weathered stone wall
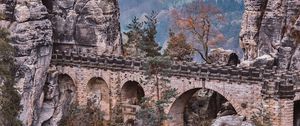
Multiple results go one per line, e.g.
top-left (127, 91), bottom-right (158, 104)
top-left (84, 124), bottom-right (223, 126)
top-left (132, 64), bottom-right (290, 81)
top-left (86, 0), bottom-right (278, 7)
top-left (240, 0), bottom-right (300, 70)
top-left (46, 65), bottom-right (149, 125)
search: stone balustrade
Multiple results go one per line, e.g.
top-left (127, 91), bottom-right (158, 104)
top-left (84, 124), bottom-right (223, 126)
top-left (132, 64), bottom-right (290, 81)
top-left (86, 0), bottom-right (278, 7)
top-left (51, 50), bottom-right (300, 99)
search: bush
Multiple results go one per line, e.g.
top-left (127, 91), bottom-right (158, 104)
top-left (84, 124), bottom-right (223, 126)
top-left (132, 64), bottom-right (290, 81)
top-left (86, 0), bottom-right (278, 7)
top-left (59, 104), bottom-right (105, 126)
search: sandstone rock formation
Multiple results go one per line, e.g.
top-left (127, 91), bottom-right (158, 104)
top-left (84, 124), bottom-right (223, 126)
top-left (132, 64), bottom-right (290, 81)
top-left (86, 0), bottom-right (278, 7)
top-left (240, 0), bottom-right (300, 70)
top-left (0, 1), bottom-right (53, 125)
top-left (50, 0), bottom-right (122, 55)
top-left (0, 0), bottom-right (121, 125)
top-left (208, 48), bottom-right (240, 66)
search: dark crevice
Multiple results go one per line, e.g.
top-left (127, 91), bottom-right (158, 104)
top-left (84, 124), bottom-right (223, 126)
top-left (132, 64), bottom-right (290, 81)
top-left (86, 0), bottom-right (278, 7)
top-left (42, 0), bottom-right (53, 13)
top-left (256, 0), bottom-right (269, 47)
top-left (4, 0), bottom-right (16, 21)
top-left (287, 43), bottom-right (299, 70)
top-left (227, 53), bottom-right (240, 66)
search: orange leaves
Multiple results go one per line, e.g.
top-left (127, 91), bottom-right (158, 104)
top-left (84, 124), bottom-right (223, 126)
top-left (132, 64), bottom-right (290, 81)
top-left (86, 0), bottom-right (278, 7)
top-left (169, 0), bottom-right (226, 63)
top-left (164, 32), bottom-right (194, 61)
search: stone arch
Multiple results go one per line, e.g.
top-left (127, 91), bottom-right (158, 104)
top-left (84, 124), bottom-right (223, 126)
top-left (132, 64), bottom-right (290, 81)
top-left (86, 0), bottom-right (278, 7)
top-left (86, 77), bottom-right (110, 120)
top-left (227, 53), bottom-right (240, 66)
top-left (56, 74), bottom-right (77, 120)
top-left (121, 81), bottom-right (145, 105)
top-left (168, 88), bottom-right (238, 126)
top-left (120, 73), bottom-right (145, 89)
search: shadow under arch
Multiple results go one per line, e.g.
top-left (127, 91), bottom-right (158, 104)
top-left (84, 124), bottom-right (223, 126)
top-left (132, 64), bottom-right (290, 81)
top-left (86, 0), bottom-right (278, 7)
top-left (121, 81), bottom-right (145, 125)
top-left (86, 77), bottom-right (110, 120)
top-left (55, 74), bottom-right (77, 121)
top-left (121, 81), bottom-right (145, 105)
top-left (294, 100), bottom-right (300, 126)
top-left (168, 88), bottom-right (238, 126)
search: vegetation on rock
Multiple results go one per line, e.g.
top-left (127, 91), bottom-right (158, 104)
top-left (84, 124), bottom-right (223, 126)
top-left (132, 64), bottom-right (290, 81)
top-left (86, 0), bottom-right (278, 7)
top-left (0, 13), bottom-right (22, 126)
top-left (124, 11), bottom-right (162, 57)
top-left (123, 17), bottom-right (144, 57)
top-left (59, 103), bottom-right (105, 126)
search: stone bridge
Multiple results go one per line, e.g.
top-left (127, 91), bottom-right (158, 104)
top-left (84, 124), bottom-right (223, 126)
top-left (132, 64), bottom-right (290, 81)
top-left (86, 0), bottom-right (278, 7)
top-left (50, 50), bottom-right (300, 126)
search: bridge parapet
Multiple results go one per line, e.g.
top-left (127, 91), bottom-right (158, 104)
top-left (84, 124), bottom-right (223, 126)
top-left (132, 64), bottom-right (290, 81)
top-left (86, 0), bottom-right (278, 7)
top-left (51, 50), bottom-right (300, 99)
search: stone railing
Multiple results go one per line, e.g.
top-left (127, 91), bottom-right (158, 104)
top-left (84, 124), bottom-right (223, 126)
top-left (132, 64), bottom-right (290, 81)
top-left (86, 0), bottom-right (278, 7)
top-left (50, 51), bottom-right (300, 99)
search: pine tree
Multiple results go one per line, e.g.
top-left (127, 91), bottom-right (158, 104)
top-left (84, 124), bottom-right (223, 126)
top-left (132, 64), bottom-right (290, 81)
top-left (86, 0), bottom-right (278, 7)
top-left (141, 11), bottom-right (162, 57)
top-left (123, 17), bottom-right (144, 57)
top-left (124, 11), bottom-right (162, 58)
top-left (136, 56), bottom-right (177, 126)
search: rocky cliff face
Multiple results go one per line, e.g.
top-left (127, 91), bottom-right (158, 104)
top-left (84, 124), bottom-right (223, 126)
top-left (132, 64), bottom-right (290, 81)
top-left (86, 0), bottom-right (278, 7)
top-left (50, 0), bottom-right (122, 55)
top-left (0, 0), bottom-right (53, 125)
top-left (0, 0), bottom-right (121, 125)
top-left (240, 0), bottom-right (300, 70)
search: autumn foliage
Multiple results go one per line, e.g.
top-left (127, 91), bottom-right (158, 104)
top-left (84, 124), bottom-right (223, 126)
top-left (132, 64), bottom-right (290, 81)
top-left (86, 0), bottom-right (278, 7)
top-left (164, 31), bottom-right (194, 61)
top-left (171, 0), bottom-right (225, 63)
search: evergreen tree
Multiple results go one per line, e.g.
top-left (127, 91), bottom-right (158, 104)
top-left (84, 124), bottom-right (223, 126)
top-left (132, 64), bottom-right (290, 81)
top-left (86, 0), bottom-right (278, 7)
top-left (0, 13), bottom-right (21, 126)
top-left (123, 17), bottom-right (144, 57)
top-left (141, 11), bottom-right (162, 57)
top-left (136, 56), bottom-right (177, 126)
top-left (164, 29), bottom-right (194, 61)
top-left (124, 11), bottom-right (162, 58)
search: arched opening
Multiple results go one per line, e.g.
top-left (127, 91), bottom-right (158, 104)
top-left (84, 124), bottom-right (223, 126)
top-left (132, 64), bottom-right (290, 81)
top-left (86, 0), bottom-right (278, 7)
top-left (227, 53), bottom-right (240, 66)
top-left (121, 81), bottom-right (145, 105)
top-left (57, 74), bottom-right (77, 118)
top-left (121, 81), bottom-right (145, 124)
top-left (87, 77), bottom-right (110, 120)
top-left (294, 100), bottom-right (300, 126)
top-left (169, 88), bottom-right (237, 126)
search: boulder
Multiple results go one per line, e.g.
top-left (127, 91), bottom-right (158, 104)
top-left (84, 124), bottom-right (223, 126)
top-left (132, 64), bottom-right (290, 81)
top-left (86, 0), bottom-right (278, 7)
top-left (208, 48), bottom-right (240, 66)
top-left (212, 115), bottom-right (255, 126)
top-left (239, 54), bottom-right (275, 68)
